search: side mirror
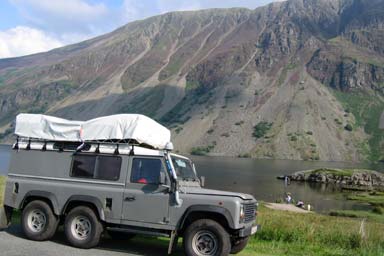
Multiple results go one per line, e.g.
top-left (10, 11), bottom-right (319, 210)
top-left (159, 172), bottom-right (167, 185)
top-left (200, 176), bottom-right (205, 187)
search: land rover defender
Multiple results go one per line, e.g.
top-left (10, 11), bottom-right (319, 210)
top-left (2, 113), bottom-right (258, 256)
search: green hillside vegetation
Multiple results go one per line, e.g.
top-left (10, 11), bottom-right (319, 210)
top-left (333, 91), bottom-right (384, 162)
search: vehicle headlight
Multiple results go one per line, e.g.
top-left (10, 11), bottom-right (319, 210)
top-left (239, 205), bottom-right (245, 223)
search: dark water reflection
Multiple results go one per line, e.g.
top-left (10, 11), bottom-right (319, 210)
top-left (0, 145), bottom-right (382, 212)
top-left (190, 156), bottom-right (383, 212)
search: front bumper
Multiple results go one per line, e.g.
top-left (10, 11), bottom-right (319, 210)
top-left (238, 223), bottom-right (260, 237)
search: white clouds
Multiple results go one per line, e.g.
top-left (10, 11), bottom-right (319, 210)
top-left (0, 26), bottom-right (63, 58)
top-left (156, 0), bottom-right (203, 14)
top-left (10, 0), bottom-right (114, 41)
top-left (0, 0), bottom-right (280, 58)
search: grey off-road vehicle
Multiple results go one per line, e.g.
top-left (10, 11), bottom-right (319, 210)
top-left (1, 114), bottom-right (258, 256)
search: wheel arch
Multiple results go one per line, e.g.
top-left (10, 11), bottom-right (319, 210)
top-left (62, 195), bottom-right (105, 221)
top-left (21, 191), bottom-right (60, 215)
top-left (178, 205), bottom-right (235, 234)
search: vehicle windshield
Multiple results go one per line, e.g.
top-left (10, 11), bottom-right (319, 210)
top-left (171, 155), bottom-right (197, 181)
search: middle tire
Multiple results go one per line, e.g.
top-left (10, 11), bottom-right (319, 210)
top-left (64, 206), bottom-right (103, 249)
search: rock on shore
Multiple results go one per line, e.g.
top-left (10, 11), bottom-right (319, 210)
top-left (285, 169), bottom-right (384, 190)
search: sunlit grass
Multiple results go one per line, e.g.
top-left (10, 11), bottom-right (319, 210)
top-left (347, 192), bottom-right (384, 206)
top-left (0, 176), bottom-right (6, 206)
top-left (244, 203), bottom-right (384, 256)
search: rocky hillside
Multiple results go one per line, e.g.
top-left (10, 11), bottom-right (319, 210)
top-left (0, 0), bottom-right (383, 162)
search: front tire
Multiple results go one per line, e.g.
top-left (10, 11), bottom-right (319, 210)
top-left (184, 219), bottom-right (231, 256)
top-left (21, 200), bottom-right (58, 241)
top-left (64, 206), bottom-right (103, 249)
top-left (230, 237), bottom-right (249, 254)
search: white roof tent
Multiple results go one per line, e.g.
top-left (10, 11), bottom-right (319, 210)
top-left (14, 113), bottom-right (173, 151)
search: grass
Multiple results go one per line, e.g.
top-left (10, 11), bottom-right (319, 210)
top-left (309, 168), bottom-right (356, 177)
top-left (347, 192), bottom-right (384, 207)
top-left (277, 63), bottom-right (297, 87)
top-left (245, 204), bottom-right (384, 256)
top-left (0, 176), bottom-right (5, 206)
top-left (329, 210), bottom-right (384, 224)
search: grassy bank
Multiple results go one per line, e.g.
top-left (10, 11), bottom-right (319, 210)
top-left (347, 192), bottom-right (384, 207)
top-left (241, 204), bottom-right (384, 256)
top-left (0, 176), bottom-right (5, 206)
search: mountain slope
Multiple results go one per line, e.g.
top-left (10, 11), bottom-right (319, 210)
top-left (0, 0), bottom-right (383, 162)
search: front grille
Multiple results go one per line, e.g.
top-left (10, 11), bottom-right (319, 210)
top-left (244, 203), bottom-right (256, 223)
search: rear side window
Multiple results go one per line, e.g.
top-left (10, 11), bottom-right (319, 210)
top-left (71, 154), bottom-right (122, 181)
top-left (130, 158), bottom-right (163, 185)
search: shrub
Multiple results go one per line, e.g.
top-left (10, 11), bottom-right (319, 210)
top-left (174, 127), bottom-right (183, 134)
top-left (253, 122), bottom-right (273, 139)
top-left (190, 145), bottom-right (215, 156)
top-left (307, 131), bottom-right (313, 135)
top-left (345, 124), bottom-right (353, 132)
top-left (290, 136), bottom-right (298, 142)
top-left (372, 206), bottom-right (384, 215)
top-left (334, 118), bottom-right (343, 125)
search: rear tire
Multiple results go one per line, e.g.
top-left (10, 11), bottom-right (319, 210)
top-left (230, 237), bottom-right (249, 254)
top-left (183, 219), bottom-right (231, 256)
top-left (64, 206), bottom-right (103, 249)
top-left (21, 200), bottom-right (58, 241)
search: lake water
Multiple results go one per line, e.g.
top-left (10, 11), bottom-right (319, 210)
top-left (190, 156), bottom-right (384, 212)
top-left (1, 145), bottom-right (382, 212)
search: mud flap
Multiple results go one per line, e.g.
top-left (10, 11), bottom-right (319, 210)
top-left (0, 206), bottom-right (12, 229)
top-left (167, 230), bottom-right (178, 255)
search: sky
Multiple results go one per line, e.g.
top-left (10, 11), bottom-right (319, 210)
top-left (0, 0), bottom-right (282, 59)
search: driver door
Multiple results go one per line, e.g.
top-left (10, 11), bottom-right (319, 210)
top-left (122, 156), bottom-right (170, 226)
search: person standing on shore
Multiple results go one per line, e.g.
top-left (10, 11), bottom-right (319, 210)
top-left (285, 192), bottom-right (292, 203)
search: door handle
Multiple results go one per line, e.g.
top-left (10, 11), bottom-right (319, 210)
top-left (124, 196), bottom-right (136, 202)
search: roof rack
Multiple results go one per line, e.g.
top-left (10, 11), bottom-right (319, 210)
top-left (12, 136), bottom-right (168, 157)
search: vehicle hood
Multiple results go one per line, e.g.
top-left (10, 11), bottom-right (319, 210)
top-left (180, 187), bottom-right (255, 201)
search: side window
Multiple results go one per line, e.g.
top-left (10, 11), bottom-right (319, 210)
top-left (71, 154), bottom-right (122, 181)
top-left (71, 155), bottom-right (96, 179)
top-left (131, 158), bottom-right (163, 185)
top-left (95, 156), bottom-right (122, 181)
